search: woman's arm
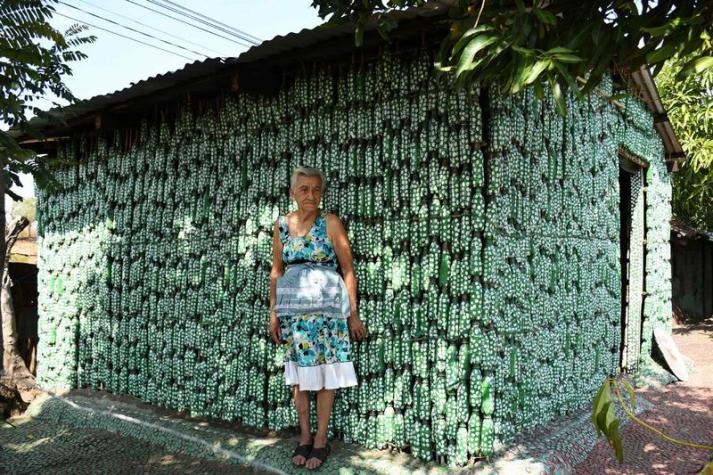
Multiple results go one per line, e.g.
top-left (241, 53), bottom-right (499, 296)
top-left (326, 213), bottom-right (366, 340)
top-left (269, 219), bottom-right (284, 344)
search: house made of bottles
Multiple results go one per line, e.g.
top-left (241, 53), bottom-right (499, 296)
top-left (20, 4), bottom-right (684, 467)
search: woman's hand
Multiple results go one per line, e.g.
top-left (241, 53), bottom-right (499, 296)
top-left (269, 311), bottom-right (281, 344)
top-left (269, 218), bottom-right (284, 346)
top-left (348, 314), bottom-right (366, 341)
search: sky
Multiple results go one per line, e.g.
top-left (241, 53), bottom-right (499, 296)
top-left (7, 0), bottom-right (323, 214)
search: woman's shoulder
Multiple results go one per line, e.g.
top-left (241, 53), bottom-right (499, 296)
top-left (322, 212), bottom-right (346, 235)
top-left (322, 211), bottom-right (342, 225)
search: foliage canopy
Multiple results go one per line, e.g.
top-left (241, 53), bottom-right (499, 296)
top-left (658, 34), bottom-right (713, 230)
top-left (311, 1), bottom-right (713, 115)
top-left (1, 0), bottom-right (95, 193)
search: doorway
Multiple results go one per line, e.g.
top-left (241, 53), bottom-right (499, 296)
top-left (619, 154), bottom-right (647, 373)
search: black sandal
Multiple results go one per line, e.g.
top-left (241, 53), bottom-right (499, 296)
top-left (292, 443), bottom-right (313, 467)
top-left (305, 443), bottom-right (331, 471)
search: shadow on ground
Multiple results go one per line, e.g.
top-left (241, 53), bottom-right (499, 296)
top-left (576, 385), bottom-right (713, 475)
top-left (575, 319), bottom-right (713, 475)
top-left (673, 318), bottom-right (713, 342)
top-left (0, 391), bottom-right (453, 475)
top-left (0, 414), bottom-right (265, 474)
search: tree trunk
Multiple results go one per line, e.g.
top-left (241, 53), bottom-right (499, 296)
top-left (1, 216), bottom-right (33, 386)
top-left (0, 172), bottom-right (5, 375)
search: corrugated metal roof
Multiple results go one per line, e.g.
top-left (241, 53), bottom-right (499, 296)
top-left (64, 57), bottom-right (239, 116)
top-left (13, 57), bottom-right (239, 138)
top-left (14, 2), bottom-right (449, 139)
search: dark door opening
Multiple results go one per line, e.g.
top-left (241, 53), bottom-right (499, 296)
top-left (619, 164), bottom-right (632, 369)
top-left (619, 155), bottom-right (646, 372)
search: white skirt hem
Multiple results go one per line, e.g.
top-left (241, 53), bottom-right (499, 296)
top-left (284, 361), bottom-right (358, 391)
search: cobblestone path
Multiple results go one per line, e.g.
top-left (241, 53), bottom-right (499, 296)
top-left (575, 320), bottom-right (713, 475)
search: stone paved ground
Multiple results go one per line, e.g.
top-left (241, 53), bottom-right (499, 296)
top-left (0, 412), bottom-right (266, 474)
top-left (2, 390), bottom-right (453, 475)
top-left (575, 319), bottom-right (713, 475)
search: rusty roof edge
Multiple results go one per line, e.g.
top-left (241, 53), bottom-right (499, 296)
top-left (671, 215), bottom-right (713, 241)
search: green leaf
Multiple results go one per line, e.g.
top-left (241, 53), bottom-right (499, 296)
top-left (553, 62), bottom-right (582, 100)
top-left (610, 420), bottom-right (624, 463)
top-left (604, 401), bottom-right (617, 432)
top-left (455, 34), bottom-right (499, 77)
top-left (646, 42), bottom-right (681, 66)
top-left (511, 56), bottom-right (535, 93)
top-left (591, 379), bottom-right (611, 435)
top-left (591, 382), bottom-right (606, 433)
top-left (679, 56), bottom-right (713, 77)
top-left (545, 47), bottom-right (585, 64)
top-left (533, 80), bottom-right (545, 100)
top-left (552, 53), bottom-right (585, 64)
top-left (354, 23), bottom-right (364, 47)
top-left (596, 400), bottom-right (617, 436)
top-left (581, 40), bottom-right (613, 95)
top-left (512, 45), bottom-right (536, 56)
top-left (545, 47), bottom-right (576, 55)
top-left (642, 17), bottom-right (684, 38)
top-left (621, 379), bottom-right (637, 410)
top-left (525, 59), bottom-right (551, 85)
top-left (451, 24), bottom-right (495, 58)
top-left (533, 7), bottom-right (557, 26)
top-left (548, 74), bottom-right (566, 117)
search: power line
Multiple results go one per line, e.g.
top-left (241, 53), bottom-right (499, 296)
top-left (54, 11), bottom-right (196, 61)
top-left (74, 0), bottom-right (228, 57)
top-left (144, 0), bottom-right (260, 46)
top-left (156, 0), bottom-right (262, 44)
top-left (59, 1), bottom-right (210, 58)
top-left (122, 0), bottom-right (252, 49)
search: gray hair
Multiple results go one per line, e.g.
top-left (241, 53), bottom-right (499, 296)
top-left (290, 166), bottom-right (326, 192)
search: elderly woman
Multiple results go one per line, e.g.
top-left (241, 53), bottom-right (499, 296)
top-left (269, 166), bottom-right (367, 470)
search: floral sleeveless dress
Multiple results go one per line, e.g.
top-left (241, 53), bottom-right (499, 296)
top-left (277, 211), bottom-right (358, 391)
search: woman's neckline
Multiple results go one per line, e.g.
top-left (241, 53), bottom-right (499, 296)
top-left (286, 210), bottom-right (322, 239)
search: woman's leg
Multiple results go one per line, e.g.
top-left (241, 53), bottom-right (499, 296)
top-left (293, 384), bottom-right (312, 465)
top-left (305, 388), bottom-right (335, 470)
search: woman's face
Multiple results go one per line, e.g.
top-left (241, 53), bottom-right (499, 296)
top-left (290, 175), bottom-right (322, 212)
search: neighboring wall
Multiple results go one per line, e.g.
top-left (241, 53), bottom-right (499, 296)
top-left (35, 49), bottom-right (670, 466)
top-left (672, 236), bottom-right (713, 322)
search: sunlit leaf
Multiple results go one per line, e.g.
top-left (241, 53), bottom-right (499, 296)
top-left (548, 74), bottom-right (566, 117)
top-left (679, 56), bottom-right (713, 77)
top-left (610, 420), bottom-right (624, 463)
top-left (455, 34), bottom-right (499, 77)
top-left (525, 59), bottom-right (551, 85)
top-left (451, 24), bottom-right (495, 58)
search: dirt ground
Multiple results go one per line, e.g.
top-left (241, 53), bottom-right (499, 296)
top-left (576, 319), bottom-right (713, 475)
top-left (672, 319), bottom-right (713, 389)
